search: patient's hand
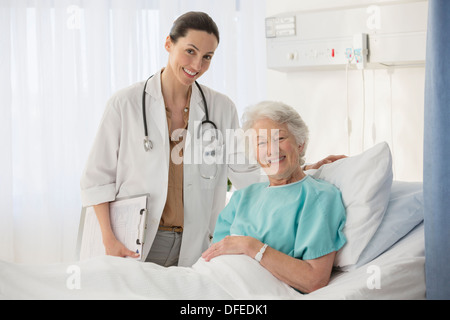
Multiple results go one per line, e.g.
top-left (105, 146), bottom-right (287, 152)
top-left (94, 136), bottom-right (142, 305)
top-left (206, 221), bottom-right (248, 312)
top-left (304, 155), bottom-right (347, 171)
top-left (202, 236), bottom-right (262, 262)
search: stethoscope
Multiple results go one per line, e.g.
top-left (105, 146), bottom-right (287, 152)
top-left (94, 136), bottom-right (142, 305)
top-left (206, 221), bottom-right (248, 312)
top-left (142, 75), bottom-right (219, 179)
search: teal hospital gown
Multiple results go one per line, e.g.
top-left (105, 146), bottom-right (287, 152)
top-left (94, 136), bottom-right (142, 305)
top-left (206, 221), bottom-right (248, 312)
top-left (213, 175), bottom-right (347, 261)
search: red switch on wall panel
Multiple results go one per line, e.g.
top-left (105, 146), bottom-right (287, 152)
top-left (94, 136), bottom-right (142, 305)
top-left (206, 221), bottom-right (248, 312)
top-left (332, 49), bottom-right (335, 58)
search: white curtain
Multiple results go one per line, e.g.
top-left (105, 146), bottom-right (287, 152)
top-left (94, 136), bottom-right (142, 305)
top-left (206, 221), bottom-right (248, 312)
top-left (0, 0), bottom-right (267, 264)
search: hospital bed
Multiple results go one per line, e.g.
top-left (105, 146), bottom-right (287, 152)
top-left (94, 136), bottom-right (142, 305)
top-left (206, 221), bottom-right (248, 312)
top-left (0, 143), bottom-right (425, 300)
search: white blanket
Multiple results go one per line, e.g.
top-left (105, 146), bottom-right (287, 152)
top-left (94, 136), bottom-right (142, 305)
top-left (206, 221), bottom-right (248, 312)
top-left (0, 224), bottom-right (425, 300)
top-left (0, 255), bottom-right (298, 300)
top-left (307, 223), bottom-right (425, 300)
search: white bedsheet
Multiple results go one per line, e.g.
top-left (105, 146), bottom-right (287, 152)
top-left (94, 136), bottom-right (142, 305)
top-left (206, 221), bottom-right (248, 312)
top-left (0, 224), bottom-right (424, 300)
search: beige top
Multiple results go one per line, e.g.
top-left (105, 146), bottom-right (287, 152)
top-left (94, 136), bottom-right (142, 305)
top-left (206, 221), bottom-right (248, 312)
top-left (159, 87), bottom-right (192, 228)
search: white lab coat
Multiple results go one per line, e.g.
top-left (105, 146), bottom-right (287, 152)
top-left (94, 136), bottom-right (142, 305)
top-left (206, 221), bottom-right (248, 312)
top-left (80, 70), bottom-right (262, 266)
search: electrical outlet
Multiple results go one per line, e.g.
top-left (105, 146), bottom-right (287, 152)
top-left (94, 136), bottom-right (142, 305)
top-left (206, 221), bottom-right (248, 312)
top-left (353, 33), bottom-right (369, 69)
top-left (345, 48), bottom-right (354, 62)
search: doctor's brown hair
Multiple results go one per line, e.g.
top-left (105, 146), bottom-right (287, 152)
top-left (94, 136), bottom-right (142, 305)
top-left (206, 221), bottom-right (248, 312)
top-left (170, 11), bottom-right (220, 44)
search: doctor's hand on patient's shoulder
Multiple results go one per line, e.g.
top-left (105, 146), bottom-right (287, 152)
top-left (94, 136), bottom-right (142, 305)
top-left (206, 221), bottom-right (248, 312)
top-left (103, 235), bottom-right (140, 259)
top-left (202, 236), bottom-right (262, 262)
top-left (304, 155), bottom-right (347, 171)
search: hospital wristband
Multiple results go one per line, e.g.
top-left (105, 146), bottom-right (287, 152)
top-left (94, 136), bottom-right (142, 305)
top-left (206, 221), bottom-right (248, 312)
top-left (255, 244), bottom-right (268, 263)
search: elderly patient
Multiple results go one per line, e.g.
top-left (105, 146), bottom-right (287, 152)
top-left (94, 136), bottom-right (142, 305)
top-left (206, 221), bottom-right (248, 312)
top-left (202, 101), bottom-right (347, 293)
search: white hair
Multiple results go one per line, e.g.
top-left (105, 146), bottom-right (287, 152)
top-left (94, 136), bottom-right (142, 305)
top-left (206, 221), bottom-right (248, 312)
top-left (241, 101), bottom-right (309, 166)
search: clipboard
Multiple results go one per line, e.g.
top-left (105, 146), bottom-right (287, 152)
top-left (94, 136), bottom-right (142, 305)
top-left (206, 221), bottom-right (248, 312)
top-left (77, 194), bottom-right (150, 261)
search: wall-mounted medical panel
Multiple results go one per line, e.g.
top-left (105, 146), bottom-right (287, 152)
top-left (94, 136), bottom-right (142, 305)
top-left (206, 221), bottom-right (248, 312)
top-left (266, 1), bottom-right (428, 71)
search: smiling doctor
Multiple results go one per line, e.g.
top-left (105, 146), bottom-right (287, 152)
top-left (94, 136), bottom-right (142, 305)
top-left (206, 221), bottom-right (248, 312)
top-left (80, 12), bottom-right (255, 267)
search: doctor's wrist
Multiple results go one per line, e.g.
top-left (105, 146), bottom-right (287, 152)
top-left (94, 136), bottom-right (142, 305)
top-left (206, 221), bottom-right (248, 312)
top-left (102, 231), bottom-right (118, 246)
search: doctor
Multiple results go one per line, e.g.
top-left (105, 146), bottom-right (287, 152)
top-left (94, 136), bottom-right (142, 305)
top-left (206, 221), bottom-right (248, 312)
top-left (81, 12), bottom-right (258, 267)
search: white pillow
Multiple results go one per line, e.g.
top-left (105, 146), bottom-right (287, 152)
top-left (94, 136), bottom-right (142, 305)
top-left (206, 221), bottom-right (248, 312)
top-left (308, 142), bottom-right (393, 268)
top-left (353, 181), bottom-right (423, 269)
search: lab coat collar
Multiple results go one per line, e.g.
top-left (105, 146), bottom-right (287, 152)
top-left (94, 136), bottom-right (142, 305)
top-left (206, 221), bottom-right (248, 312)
top-left (186, 83), bottom-right (206, 154)
top-left (143, 70), bottom-right (168, 152)
top-left (145, 69), bottom-right (164, 100)
top-left (190, 81), bottom-right (206, 121)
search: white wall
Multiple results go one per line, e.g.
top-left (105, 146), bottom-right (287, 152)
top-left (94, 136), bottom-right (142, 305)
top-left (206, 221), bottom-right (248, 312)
top-left (266, 0), bottom-right (425, 181)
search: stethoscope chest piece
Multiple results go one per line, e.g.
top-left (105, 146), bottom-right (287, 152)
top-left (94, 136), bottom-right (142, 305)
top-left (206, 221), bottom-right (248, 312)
top-left (144, 137), bottom-right (153, 152)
